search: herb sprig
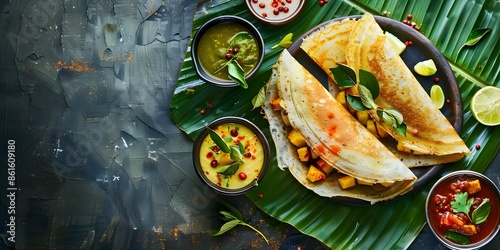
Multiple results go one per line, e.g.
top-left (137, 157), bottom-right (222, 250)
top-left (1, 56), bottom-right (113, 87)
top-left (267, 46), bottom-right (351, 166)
top-left (211, 200), bottom-right (269, 244)
top-left (207, 126), bottom-right (245, 186)
top-left (451, 191), bottom-right (491, 224)
top-left (330, 64), bottom-right (407, 136)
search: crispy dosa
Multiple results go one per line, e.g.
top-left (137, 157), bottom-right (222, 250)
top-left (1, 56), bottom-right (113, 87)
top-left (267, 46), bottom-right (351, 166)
top-left (301, 13), bottom-right (470, 166)
top-left (263, 50), bottom-right (416, 204)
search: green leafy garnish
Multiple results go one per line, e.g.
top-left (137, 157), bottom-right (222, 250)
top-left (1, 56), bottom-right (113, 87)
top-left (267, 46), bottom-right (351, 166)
top-left (445, 231), bottom-right (471, 245)
top-left (211, 201), bottom-right (269, 244)
top-left (451, 192), bottom-right (474, 216)
top-left (457, 28), bottom-right (492, 57)
top-left (208, 127), bottom-right (231, 153)
top-left (272, 33), bottom-right (293, 49)
top-left (216, 161), bottom-right (241, 177)
top-left (330, 64), bottom-right (407, 136)
top-left (228, 61), bottom-right (248, 89)
top-left (252, 85), bottom-right (267, 109)
top-left (472, 198), bottom-right (490, 224)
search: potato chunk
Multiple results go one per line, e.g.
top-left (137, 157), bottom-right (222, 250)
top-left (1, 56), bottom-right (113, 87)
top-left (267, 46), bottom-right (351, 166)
top-left (315, 158), bottom-right (334, 175)
top-left (288, 129), bottom-right (307, 148)
top-left (356, 110), bottom-right (370, 126)
top-left (307, 166), bottom-right (326, 182)
top-left (366, 120), bottom-right (377, 136)
top-left (297, 147), bottom-right (310, 162)
top-left (338, 175), bottom-right (356, 189)
top-left (336, 91), bottom-right (347, 108)
top-left (467, 179), bottom-right (481, 194)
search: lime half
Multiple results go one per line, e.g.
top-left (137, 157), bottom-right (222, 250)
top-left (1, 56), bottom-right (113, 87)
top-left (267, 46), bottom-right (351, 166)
top-left (414, 59), bottom-right (437, 76)
top-left (471, 86), bottom-right (500, 126)
top-left (385, 32), bottom-right (406, 55)
top-left (430, 85), bottom-right (445, 109)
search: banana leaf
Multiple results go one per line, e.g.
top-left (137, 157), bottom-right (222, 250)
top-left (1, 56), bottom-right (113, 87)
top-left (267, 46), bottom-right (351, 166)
top-left (170, 0), bottom-right (500, 248)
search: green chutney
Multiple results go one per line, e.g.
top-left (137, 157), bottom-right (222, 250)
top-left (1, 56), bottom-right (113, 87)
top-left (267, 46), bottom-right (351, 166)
top-left (197, 22), bottom-right (259, 80)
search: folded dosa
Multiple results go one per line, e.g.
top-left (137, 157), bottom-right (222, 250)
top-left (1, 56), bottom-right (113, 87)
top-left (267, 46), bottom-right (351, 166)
top-left (301, 13), bottom-right (470, 166)
top-left (263, 49), bottom-right (416, 204)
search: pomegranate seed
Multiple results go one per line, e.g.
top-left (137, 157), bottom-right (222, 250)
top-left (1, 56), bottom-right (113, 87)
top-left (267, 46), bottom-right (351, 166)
top-left (412, 129), bottom-right (418, 135)
top-left (206, 152), bottom-right (213, 158)
top-left (475, 144), bottom-right (481, 150)
top-left (434, 77), bottom-right (440, 83)
top-left (283, 7), bottom-right (289, 13)
top-left (258, 194), bottom-right (263, 198)
top-left (407, 40), bottom-right (413, 46)
top-left (244, 152), bottom-right (252, 158)
top-left (271, 2), bottom-right (278, 7)
top-left (286, 0), bottom-right (292, 3)
top-left (238, 172), bottom-right (247, 180)
top-left (403, 20), bottom-right (409, 25)
top-left (259, 3), bottom-right (265, 8)
top-left (405, 41), bottom-right (409, 46)
top-left (211, 160), bottom-right (218, 167)
top-left (230, 129), bottom-right (238, 137)
top-left (200, 109), bottom-right (205, 115)
top-left (324, 0), bottom-right (329, 2)
top-left (262, 13), bottom-right (267, 18)
top-left (213, 146), bottom-right (220, 152)
top-left (232, 47), bottom-right (239, 54)
top-left (446, 99), bottom-right (451, 104)
top-left (252, 0), bottom-right (258, 2)
top-left (225, 53), bottom-right (232, 60)
top-left (407, 14), bottom-right (413, 19)
top-left (207, 103), bottom-right (213, 109)
top-left (319, 0), bottom-right (325, 6)
top-left (273, 9), bottom-right (279, 15)
top-left (278, 6), bottom-right (283, 11)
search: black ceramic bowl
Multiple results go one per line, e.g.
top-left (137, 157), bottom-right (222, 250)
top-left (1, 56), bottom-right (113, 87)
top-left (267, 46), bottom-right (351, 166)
top-left (245, 0), bottom-right (305, 26)
top-left (191, 15), bottom-right (265, 87)
top-left (193, 116), bottom-right (270, 195)
top-left (426, 170), bottom-right (500, 249)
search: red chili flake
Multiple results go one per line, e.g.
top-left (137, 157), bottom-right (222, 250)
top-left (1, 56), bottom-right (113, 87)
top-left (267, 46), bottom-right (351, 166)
top-left (238, 172), bottom-right (247, 180)
top-left (206, 152), bottom-right (214, 158)
top-left (262, 13), bottom-right (267, 18)
top-left (434, 77), bottom-right (440, 83)
top-left (258, 194), bottom-right (263, 198)
top-left (407, 14), bottom-right (413, 20)
top-left (200, 109), bottom-right (206, 115)
top-left (446, 99), bottom-right (451, 104)
top-left (244, 152), bottom-right (252, 158)
top-left (259, 3), bottom-right (265, 8)
top-left (475, 144), bottom-right (481, 150)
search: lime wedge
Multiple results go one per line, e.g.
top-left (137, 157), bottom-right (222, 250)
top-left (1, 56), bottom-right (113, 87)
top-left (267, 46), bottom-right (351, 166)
top-left (471, 86), bottom-right (500, 126)
top-left (414, 59), bottom-right (437, 76)
top-left (430, 85), bottom-right (445, 109)
top-left (385, 32), bottom-right (406, 55)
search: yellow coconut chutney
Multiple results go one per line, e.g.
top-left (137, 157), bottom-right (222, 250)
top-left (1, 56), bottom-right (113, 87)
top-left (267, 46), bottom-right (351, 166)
top-left (199, 123), bottom-right (264, 189)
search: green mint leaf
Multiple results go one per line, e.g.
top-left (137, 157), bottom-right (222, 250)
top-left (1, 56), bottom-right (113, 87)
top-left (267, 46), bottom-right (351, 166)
top-left (359, 69), bottom-right (379, 99)
top-left (472, 198), bottom-right (490, 224)
top-left (228, 61), bottom-right (248, 89)
top-left (230, 145), bottom-right (244, 163)
top-left (217, 200), bottom-right (244, 221)
top-left (451, 192), bottom-right (474, 216)
top-left (229, 32), bottom-right (253, 47)
top-left (216, 162), bottom-right (241, 177)
top-left (272, 33), bottom-right (293, 49)
top-left (378, 110), bottom-right (396, 128)
top-left (211, 219), bottom-right (240, 236)
top-left (445, 231), bottom-right (471, 245)
top-left (346, 95), bottom-right (368, 111)
top-left (383, 108), bottom-right (404, 125)
top-left (394, 122), bottom-right (407, 137)
top-left (219, 211), bottom-right (239, 221)
top-left (208, 127), bottom-right (231, 153)
top-left (252, 85), bottom-right (266, 109)
top-left (358, 85), bottom-right (378, 110)
top-left (458, 28), bottom-right (492, 57)
top-left (330, 64), bottom-right (357, 88)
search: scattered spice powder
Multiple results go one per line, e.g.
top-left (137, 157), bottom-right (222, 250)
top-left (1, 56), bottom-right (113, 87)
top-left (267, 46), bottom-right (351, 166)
top-left (55, 60), bottom-right (95, 72)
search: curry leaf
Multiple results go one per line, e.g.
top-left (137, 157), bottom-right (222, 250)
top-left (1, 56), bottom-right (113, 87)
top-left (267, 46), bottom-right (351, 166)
top-left (211, 219), bottom-right (240, 236)
top-left (330, 64), bottom-right (357, 88)
top-left (252, 85), bottom-right (266, 109)
top-left (216, 162), bottom-right (241, 177)
top-left (229, 145), bottom-right (244, 163)
top-left (218, 200), bottom-right (243, 221)
top-left (358, 85), bottom-right (378, 110)
top-left (272, 33), bottom-right (293, 49)
top-left (384, 108), bottom-right (404, 125)
top-left (472, 198), bottom-right (490, 224)
top-left (208, 127), bottom-right (231, 153)
top-left (394, 122), bottom-right (407, 137)
top-left (458, 28), bottom-right (492, 57)
top-left (359, 69), bottom-right (380, 99)
top-left (445, 231), bottom-right (471, 245)
top-left (346, 95), bottom-right (368, 111)
top-left (228, 61), bottom-right (248, 89)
